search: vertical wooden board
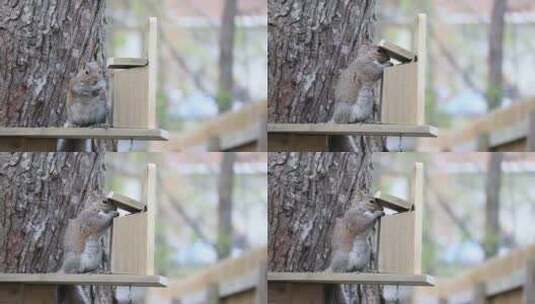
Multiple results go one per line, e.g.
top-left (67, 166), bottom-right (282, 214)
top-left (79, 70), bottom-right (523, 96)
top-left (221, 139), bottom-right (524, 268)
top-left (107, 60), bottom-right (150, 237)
top-left (473, 283), bottom-right (487, 304)
top-left (112, 67), bottom-right (150, 128)
top-left (268, 283), bottom-right (324, 304)
top-left (381, 62), bottom-right (419, 125)
top-left (223, 290), bottom-right (256, 304)
top-left (414, 14), bottom-right (426, 126)
top-left (111, 212), bottom-right (149, 274)
top-left (21, 285), bottom-right (56, 304)
top-left (145, 17), bottom-right (157, 129)
top-left (494, 139), bottom-right (526, 152)
top-left (411, 163), bottom-right (424, 274)
top-left (378, 212), bottom-right (416, 274)
top-left (477, 133), bottom-right (491, 151)
top-left (142, 163), bottom-right (156, 275)
top-left (268, 134), bottom-right (329, 152)
top-left (437, 298), bottom-right (448, 304)
top-left (490, 289), bottom-right (522, 304)
top-left (257, 116), bottom-right (268, 152)
top-left (525, 110), bottom-right (535, 152)
top-left (207, 283), bottom-right (220, 304)
top-left (523, 259), bottom-right (535, 304)
top-left (255, 263), bottom-right (267, 304)
top-left (0, 284), bottom-right (21, 304)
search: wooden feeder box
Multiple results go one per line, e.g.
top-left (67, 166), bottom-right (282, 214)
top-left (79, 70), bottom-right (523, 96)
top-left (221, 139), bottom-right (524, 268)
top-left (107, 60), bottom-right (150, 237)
top-left (0, 17), bottom-right (168, 152)
top-left (0, 163), bottom-right (166, 303)
top-left (268, 163), bottom-right (434, 303)
top-left (268, 14), bottom-right (437, 152)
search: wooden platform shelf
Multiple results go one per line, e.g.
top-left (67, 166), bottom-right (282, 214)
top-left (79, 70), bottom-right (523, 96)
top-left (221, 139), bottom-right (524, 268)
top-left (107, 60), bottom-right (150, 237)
top-left (268, 272), bottom-right (434, 286)
top-left (0, 127), bottom-right (167, 140)
top-left (0, 128), bottom-right (168, 151)
top-left (268, 123), bottom-right (437, 151)
top-left (0, 273), bottom-right (166, 303)
top-left (0, 273), bottom-right (167, 287)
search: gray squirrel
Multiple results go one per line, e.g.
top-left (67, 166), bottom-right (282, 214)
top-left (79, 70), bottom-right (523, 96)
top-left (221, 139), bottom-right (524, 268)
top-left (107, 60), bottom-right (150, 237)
top-left (57, 200), bottom-right (119, 304)
top-left (329, 43), bottom-right (392, 151)
top-left (327, 197), bottom-right (384, 272)
top-left (57, 61), bottom-right (109, 152)
top-left (325, 197), bottom-right (384, 304)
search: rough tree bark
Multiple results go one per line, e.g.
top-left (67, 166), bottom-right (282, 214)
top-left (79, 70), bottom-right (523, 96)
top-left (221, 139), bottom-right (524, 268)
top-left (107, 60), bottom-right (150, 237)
top-left (217, 0), bottom-right (237, 113)
top-left (487, 0), bottom-right (507, 110)
top-left (484, 152), bottom-right (503, 258)
top-left (268, 0), bottom-right (383, 151)
top-left (269, 152), bottom-right (382, 303)
top-left (0, 152), bottom-right (113, 303)
top-left (217, 152), bottom-right (236, 260)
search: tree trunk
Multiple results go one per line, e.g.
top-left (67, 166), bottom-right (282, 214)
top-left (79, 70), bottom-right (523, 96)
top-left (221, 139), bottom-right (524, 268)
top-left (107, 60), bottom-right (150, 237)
top-left (269, 152), bottom-right (381, 303)
top-left (268, 0), bottom-right (383, 151)
top-left (217, 152), bottom-right (236, 260)
top-left (0, 0), bottom-right (112, 151)
top-left (217, 0), bottom-right (237, 113)
top-left (0, 152), bottom-right (113, 303)
top-left (486, 0), bottom-right (507, 110)
top-left (484, 152), bottom-right (503, 258)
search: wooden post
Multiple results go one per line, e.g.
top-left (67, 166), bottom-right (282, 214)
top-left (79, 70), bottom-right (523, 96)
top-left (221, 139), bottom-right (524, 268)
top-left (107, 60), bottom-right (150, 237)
top-left (477, 133), bottom-right (490, 151)
top-left (415, 14), bottom-right (426, 126)
top-left (143, 163), bottom-right (157, 275)
top-left (257, 116), bottom-right (268, 152)
top-left (255, 263), bottom-right (268, 304)
top-left (207, 283), bottom-right (220, 304)
top-left (473, 282), bottom-right (487, 304)
top-left (411, 162), bottom-right (424, 274)
top-left (525, 110), bottom-right (535, 152)
top-left (523, 259), bottom-right (535, 304)
top-left (146, 17), bottom-right (158, 129)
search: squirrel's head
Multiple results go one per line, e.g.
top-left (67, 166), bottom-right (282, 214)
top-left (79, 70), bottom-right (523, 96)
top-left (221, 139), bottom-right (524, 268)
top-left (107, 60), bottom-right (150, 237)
top-left (350, 193), bottom-right (383, 212)
top-left (368, 45), bottom-right (390, 64)
top-left (78, 61), bottom-right (101, 84)
top-left (359, 43), bottom-right (390, 64)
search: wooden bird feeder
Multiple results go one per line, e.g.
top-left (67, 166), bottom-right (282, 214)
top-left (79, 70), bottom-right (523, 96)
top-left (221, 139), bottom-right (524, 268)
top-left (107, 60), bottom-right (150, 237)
top-left (0, 17), bottom-right (168, 152)
top-left (268, 14), bottom-right (438, 152)
top-left (0, 163), bottom-right (166, 303)
top-left (268, 163), bottom-right (434, 303)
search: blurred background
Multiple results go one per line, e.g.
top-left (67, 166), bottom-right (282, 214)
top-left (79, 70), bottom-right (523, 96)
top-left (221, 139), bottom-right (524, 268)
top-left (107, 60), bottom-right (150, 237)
top-left (377, 0), bottom-right (535, 151)
top-left (107, 0), bottom-right (267, 151)
top-left (105, 152), bottom-right (267, 303)
top-left (373, 152), bottom-right (535, 303)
